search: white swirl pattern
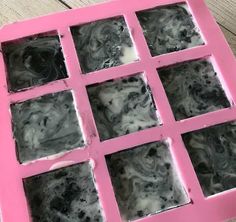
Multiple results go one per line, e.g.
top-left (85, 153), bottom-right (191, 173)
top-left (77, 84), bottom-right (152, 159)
top-left (3, 36), bottom-right (67, 92)
top-left (137, 4), bottom-right (204, 56)
top-left (182, 121), bottom-right (236, 196)
top-left (87, 75), bottom-right (160, 141)
top-left (11, 91), bottom-right (84, 163)
top-left (106, 142), bottom-right (189, 221)
top-left (71, 17), bottom-right (138, 73)
top-left (24, 162), bottom-right (104, 222)
top-left (158, 60), bottom-right (230, 120)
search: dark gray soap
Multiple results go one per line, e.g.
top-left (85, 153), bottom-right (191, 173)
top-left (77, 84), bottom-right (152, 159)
top-left (106, 142), bottom-right (189, 221)
top-left (87, 74), bottom-right (160, 141)
top-left (182, 121), bottom-right (236, 196)
top-left (24, 162), bottom-right (103, 222)
top-left (3, 36), bottom-right (67, 92)
top-left (158, 60), bottom-right (230, 120)
top-left (71, 17), bottom-right (138, 74)
top-left (11, 91), bottom-right (84, 163)
top-left (136, 4), bottom-right (204, 56)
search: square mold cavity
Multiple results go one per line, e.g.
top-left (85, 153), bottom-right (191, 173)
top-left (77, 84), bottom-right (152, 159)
top-left (136, 4), bottom-right (204, 56)
top-left (71, 17), bottom-right (139, 74)
top-left (11, 90), bottom-right (85, 163)
top-left (158, 59), bottom-right (230, 121)
top-left (2, 33), bottom-right (68, 92)
top-left (182, 121), bottom-right (236, 197)
top-left (23, 162), bottom-right (104, 222)
top-left (87, 74), bottom-right (160, 141)
top-left (106, 141), bottom-right (189, 221)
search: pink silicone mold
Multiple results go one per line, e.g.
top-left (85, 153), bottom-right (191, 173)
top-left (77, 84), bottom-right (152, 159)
top-left (0, 0), bottom-right (236, 222)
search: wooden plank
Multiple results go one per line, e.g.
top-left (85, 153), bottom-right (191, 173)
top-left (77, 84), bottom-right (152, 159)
top-left (0, 0), bottom-right (67, 26)
top-left (60, 0), bottom-right (104, 8)
top-left (220, 25), bottom-right (236, 56)
top-left (205, 0), bottom-right (236, 34)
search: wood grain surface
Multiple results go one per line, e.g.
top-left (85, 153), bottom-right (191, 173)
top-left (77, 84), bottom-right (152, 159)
top-left (0, 0), bottom-right (67, 26)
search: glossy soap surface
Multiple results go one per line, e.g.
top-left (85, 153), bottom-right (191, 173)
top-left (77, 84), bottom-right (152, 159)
top-left (11, 91), bottom-right (84, 163)
top-left (137, 4), bottom-right (204, 56)
top-left (182, 121), bottom-right (236, 196)
top-left (158, 60), bottom-right (230, 120)
top-left (71, 17), bottom-right (138, 73)
top-left (87, 74), bottom-right (160, 141)
top-left (106, 142), bottom-right (189, 221)
top-left (24, 162), bottom-right (104, 222)
top-left (3, 35), bottom-right (67, 92)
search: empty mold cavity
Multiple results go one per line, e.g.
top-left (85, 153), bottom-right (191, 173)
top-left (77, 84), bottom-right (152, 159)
top-left (24, 162), bottom-right (104, 222)
top-left (71, 17), bottom-right (138, 74)
top-left (106, 141), bottom-right (189, 221)
top-left (87, 74), bottom-right (160, 141)
top-left (11, 90), bottom-right (85, 163)
top-left (2, 33), bottom-right (67, 92)
top-left (182, 121), bottom-right (236, 196)
top-left (136, 4), bottom-right (204, 56)
top-left (158, 59), bottom-right (230, 120)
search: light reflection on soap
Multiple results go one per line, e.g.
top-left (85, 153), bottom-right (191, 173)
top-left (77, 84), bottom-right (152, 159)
top-left (182, 121), bottom-right (236, 196)
top-left (3, 35), bottom-right (67, 92)
top-left (87, 74), bottom-right (160, 141)
top-left (71, 17), bottom-right (138, 74)
top-left (106, 141), bottom-right (189, 221)
top-left (24, 162), bottom-right (104, 222)
top-left (11, 90), bottom-right (84, 163)
top-left (158, 60), bottom-right (230, 120)
top-left (136, 4), bottom-right (204, 56)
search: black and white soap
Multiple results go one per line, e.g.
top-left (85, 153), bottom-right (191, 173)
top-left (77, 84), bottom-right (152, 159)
top-left (87, 74), bottom-right (160, 141)
top-left (182, 121), bottom-right (236, 196)
top-left (158, 60), bottom-right (230, 120)
top-left (71, 17), bottom-right (138, 73)
top-left (106, 141), bottom-right (189, 221)
top-left (24, 162), bottom-right (104, 222)
top-left (137, 4), bottom-right (204, 56)
top-left (11, 91), bottom-right (84, 163)
top-left (3, 35), bottom-right (67, 92)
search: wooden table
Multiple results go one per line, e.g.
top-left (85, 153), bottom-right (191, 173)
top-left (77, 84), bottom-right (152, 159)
top-left (0, 0), bottom-right (235, 56)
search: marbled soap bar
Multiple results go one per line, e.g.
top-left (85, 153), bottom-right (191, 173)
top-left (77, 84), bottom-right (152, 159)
top-left (137, 4), bottom-right (204, 56)
top-left (87, 74), bottom-right (160, 141)
top-left (71, 17), bottom-right (138, 73)
top-left (158, 60), bottom-right (230, 120)
top-left (182, 121), bottom-right (236, 196)
top-left (11, 91), bottom-right (84, 163)
top-left (24, 162), bottom-right (104, 222)
top-left (106, 141), bottom-right (189, 221)
top-left (3, 35), bottom-right (67, 92)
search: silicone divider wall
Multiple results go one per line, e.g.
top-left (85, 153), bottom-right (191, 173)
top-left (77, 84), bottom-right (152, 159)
top-left (58, 26), bottom-right (122, 221)
top-left (124, 12), bottom-right (176, 125)
top-left (0, 43), bottom-right (31, 222)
